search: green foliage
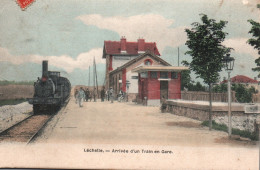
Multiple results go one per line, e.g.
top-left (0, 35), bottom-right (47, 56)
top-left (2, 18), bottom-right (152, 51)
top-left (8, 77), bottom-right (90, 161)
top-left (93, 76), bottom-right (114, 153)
top-left (202, 120), bottom-right (257, 140)
top-left (248, 19), bottom-right (260, 72)
top-left (231, 84), bottom-right (257, 103)
top-left (0, 98), bottom-right (27, 107)
top-left (212, 83), bottom-right (227, 93)
top-left (187, 82), bottom-right (206, 91)
top-left (0, 80), bottom-right (34, 86)
top-left (212, 83), bottom-right (257, 103)
top-left (248, 5), bottom-right (260, 73)
top-left (202, 120), bottom-right (228, 131)
top-left (181, 60), bottom-right (192, 90)
top-left (185, 14), bottom-right (232, 85)
top-left (181, 60), bottom-right (207, 91)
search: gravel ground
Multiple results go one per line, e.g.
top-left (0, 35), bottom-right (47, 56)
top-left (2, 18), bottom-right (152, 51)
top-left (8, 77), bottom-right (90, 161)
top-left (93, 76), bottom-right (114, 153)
top-left (0, 102), bottom-right (32, 132)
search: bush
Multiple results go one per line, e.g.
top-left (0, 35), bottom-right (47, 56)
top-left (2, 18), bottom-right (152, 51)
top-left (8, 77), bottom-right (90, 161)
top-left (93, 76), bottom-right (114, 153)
top-left (232, 84), bottom-right (256, 103)
top-left (212, 83), bottom-right (257, 103)
top-left (201, 120), bottom-right (257, 140)
top-left (212, 83), bottom-right (227, 93)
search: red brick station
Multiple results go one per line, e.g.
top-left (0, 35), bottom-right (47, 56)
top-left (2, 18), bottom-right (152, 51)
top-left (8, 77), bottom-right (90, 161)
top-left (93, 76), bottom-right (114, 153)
top-left (133, 66), bottom-right (188, 106)
top-left (102, 37), bottom-right (188, 106)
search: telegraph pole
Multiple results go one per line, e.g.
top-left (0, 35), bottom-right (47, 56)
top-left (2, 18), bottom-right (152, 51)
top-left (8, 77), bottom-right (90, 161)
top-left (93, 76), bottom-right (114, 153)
top-left (178, 47), bottom-right (180, 66)
top-left (94, 57), bottom-right (99, 96)
top-left (88, 66), bottom-right (90, 87)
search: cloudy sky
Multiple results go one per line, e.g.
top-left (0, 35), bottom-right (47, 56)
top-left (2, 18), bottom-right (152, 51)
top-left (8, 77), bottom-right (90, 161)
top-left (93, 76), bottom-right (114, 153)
top-left (0, 0), bottom-right (259, 85)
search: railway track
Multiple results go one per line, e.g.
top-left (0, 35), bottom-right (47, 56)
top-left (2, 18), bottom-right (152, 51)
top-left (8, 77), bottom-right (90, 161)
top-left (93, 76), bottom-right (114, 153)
top-left (0, 114), bottom-right (54, 144)
top-left (0, 98), bottom-right (70, 144)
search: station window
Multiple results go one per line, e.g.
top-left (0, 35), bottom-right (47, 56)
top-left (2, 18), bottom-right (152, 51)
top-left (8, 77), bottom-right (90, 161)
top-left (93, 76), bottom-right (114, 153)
top-left (150, 71), bottom-right (157, 79)
top-left (160, 72), bottom-right (168, 79)
top-left (131, 76), bottom-right (138, 79)
top-left (171, 72), bottom-right (178, 79)
top-left (144, 59), bottom-right (153, 65)
top-left (140, 72), bottom-right (148, 78)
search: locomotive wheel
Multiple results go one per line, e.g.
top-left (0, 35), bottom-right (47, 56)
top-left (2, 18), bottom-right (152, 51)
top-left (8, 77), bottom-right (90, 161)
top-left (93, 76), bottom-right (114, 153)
top-left (33, 104), bottom-right (49, 114)
top-left (49, 105), bottom-right (60, 113)
top-left (34, 104), bottom-right (59, 114)
top-left (33, 104), bottom-right (41, 114)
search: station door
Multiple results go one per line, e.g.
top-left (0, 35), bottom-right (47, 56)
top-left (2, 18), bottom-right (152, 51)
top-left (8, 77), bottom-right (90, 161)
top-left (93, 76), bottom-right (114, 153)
top-left (160, 81), bottom-right (168, 101)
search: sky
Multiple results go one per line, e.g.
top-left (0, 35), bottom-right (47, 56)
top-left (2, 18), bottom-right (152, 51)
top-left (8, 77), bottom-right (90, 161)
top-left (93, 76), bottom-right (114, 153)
top-left (0, 0), bottom-right (259, 86)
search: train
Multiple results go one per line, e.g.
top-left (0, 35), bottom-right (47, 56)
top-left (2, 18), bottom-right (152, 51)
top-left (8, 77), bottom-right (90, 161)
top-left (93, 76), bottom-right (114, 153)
top-left (27, 60), bottom-right (71, 113)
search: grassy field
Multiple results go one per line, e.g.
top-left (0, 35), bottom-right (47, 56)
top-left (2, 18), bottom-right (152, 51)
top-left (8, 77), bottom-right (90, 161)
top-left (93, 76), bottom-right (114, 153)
top-left (0, 84), bottom-right (33, 101)
top-left (0, 80), bottom-right (34, 86)
top-left (0, 98), bottom-right (27, 107)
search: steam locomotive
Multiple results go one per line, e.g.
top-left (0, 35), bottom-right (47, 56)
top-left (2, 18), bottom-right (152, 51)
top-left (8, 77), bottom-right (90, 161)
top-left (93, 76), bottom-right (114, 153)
top-left (27, 61), bottom-right (71, 113)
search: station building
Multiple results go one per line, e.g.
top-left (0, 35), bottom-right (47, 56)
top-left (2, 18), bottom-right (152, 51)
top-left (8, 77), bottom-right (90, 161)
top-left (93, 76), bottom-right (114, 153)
top-left (102, 37), bottom-right (188, 104)
top-left (103, 37), bottom-right (161, 96)
top-left (132, 66), bottom-right (188, 106)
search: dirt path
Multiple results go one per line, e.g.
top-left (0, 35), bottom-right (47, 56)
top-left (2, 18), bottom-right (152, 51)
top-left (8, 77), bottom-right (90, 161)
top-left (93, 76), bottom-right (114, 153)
top-left (37, 97), bottom-right (258, 148)
top-left (1, 98), bottom-right (258, 169)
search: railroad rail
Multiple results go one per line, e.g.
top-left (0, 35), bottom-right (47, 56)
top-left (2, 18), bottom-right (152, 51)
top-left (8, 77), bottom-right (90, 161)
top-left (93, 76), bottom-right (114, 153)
top-left (0, 114), bottom-right (54, 144)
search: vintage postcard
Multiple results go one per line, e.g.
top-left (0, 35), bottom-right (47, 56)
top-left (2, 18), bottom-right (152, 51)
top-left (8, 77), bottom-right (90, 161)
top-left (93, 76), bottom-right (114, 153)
top-left (0, 0), bottom-right (259, 169)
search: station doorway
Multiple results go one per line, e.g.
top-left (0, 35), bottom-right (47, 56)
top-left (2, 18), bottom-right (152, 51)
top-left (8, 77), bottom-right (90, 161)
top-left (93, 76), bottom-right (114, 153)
top-left (160, 81), bottom-right (168, 101)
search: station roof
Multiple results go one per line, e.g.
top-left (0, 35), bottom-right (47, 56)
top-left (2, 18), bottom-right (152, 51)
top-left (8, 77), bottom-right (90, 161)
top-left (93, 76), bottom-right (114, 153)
top-left (110, 51), bottom-right (171, 74)
top-left (132, 66), bottom-right (189, 73)
top-left (102, 38), bottom-right (160, 58)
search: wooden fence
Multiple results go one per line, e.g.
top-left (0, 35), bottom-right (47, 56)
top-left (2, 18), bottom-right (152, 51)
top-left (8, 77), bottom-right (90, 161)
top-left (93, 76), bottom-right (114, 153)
top-left (181, 91), bottom-right (236, 102)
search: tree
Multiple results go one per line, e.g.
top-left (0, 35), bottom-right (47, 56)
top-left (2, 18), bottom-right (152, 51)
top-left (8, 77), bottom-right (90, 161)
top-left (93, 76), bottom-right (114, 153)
top-left (193, 82), bottom-right (206, 91)
top-left (212, 83), bottom-right (258, 103)
top-left (181, 60), bottom-right (207, 91)
top-left (181, 60), bottom-right (192, 90)
top-left (248, 4), bottom-right (260, 73)
top-left (185, 14), bottom-right (232, 130)
top-left (212, 83), bottom-right (227, 93)
top-left (232, 84), bottom-right (256, 103)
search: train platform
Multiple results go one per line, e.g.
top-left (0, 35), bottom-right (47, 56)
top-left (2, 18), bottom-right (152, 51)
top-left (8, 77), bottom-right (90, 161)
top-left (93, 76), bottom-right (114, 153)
top-left (37, 97), bottom-right (257, 147)
top-left (1, 97), bottom-right (258, 169)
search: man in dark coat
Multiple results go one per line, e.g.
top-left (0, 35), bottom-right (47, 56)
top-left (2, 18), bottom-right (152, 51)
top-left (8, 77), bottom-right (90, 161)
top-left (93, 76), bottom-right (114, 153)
top-left (85, 88), bottom-right (90, 102)
top-left (93, 88), bottom-right (97, 102)
top-left (101, 86), bottom-right (105, 102)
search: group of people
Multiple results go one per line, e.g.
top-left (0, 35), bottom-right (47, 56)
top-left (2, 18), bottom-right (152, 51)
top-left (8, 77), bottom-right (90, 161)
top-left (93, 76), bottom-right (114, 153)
top-left (74, 86), bottom-right (125, 107)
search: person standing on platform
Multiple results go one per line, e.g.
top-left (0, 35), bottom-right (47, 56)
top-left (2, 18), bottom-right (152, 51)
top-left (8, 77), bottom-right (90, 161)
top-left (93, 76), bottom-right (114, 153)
top-left (101, 86), bottom-right (105, 102)
top-left (106, 89), bottom-right (110, 101)
top-left (77, 87), bottom-right (85, 107)
top-left (89, 91), bottom-right (92, 102)
top-left (85, 88), bottom-right (90, 102)
top-left (109, 87), bottom-right (114, 103)
top-left (83, 88), bottom-right (86, 101)
top-left (93, 88), bottom-right (97, 102)
top-left (160, 96), bottom-right (167, 113)
top-left (74, 89), bottom-right (79, 104)
top-left (118, 88), bottom-right (124, 102)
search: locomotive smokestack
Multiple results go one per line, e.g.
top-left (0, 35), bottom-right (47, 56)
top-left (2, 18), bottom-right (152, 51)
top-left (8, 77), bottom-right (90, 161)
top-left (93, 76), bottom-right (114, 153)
top-left (42, 60), bottom-right (48, 77)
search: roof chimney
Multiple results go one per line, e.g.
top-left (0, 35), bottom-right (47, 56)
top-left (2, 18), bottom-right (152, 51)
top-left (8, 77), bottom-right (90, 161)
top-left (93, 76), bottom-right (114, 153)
top-left (120, 36), bottom-right (127, 54)
top-left (138, 38), bottom-right (145, 54)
